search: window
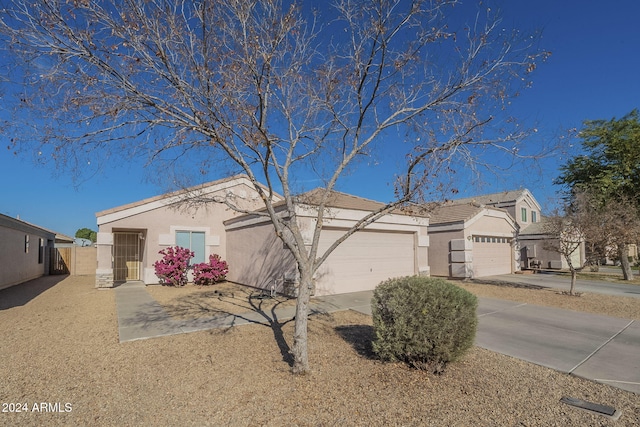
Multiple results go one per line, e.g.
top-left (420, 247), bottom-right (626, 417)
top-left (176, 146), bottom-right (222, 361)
top-left (176, 231), bottom-right (205, 264)
top-left (38, 238), bottom-right (44, 264)
top-left (24, 235), bottom-right (29, 253)
top-left (521, 207), bottom-right (527, 222)
top-left (531, 211), bottom-right (537, 223)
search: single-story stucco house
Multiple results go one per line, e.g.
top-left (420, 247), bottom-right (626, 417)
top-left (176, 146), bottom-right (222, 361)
top-left (95, 175), bottom-right (272, 287)
top-left (225, 189), bottom-right (430, 296)
top-left (427, 202), bottom-right (519, 278)
top-left (0, 213), bottom-right (56, 290)
top-left (95, 175), bottom-right (430, 296)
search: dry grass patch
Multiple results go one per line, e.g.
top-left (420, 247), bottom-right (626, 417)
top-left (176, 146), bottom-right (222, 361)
top-left (1, 276), bottom-right (640, 426)
top-left (1, 277), bottom-right (640, 426)
top-left (459, 280), bottom-right (640, 320)
top-left (575, 271), bottom-right (640, 285)
top-left (146, 281), bottom-right (297, 320)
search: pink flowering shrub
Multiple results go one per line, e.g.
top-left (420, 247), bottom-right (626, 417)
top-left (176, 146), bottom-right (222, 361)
top-left (153, 246), bottom-right (194, 286)
top-left (193, 254), bottom-right (229, 286)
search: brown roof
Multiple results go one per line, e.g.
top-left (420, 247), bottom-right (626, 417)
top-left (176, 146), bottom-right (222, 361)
top-left (428, 203), bottom-right (485, 225)
top-left (428, 203), bottom-right (516, 226)
top-left (519, 219), bottom-right (548, 236)
top-left (290, 188), bottom-right (427, 217)
top-left (451, 189), bottom-right (530, 207)
top-left (295, 188), bottom-right (386, 212)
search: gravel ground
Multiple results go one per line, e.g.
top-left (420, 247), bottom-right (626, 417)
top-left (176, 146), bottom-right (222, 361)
top-left (0, 275), bottom-right (639, 426)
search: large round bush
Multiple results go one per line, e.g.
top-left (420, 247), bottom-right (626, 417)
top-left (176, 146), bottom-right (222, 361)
top-left (371, 276), bottom-right (477, 373)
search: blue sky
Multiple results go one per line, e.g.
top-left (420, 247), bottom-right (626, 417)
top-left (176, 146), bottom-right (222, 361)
top-left (1, 0), bottom-right (640, 237)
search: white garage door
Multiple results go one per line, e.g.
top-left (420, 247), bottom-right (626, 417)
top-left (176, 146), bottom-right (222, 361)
top-left (314, 229), bottom-right (415, 295)
top-left (472, 236), bottom-right (512, 277)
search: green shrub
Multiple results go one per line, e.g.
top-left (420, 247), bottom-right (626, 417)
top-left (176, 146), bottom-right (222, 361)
top-left (371, 276), bottom-right (477, 374)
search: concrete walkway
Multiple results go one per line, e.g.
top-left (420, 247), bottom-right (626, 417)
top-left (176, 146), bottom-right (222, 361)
top-left (115, 285), bottom-right (639, 395)
top-left (116, 282), bottom-right (301, 342)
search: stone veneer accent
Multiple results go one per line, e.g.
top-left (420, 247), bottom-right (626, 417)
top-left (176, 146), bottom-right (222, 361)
top-left (96, 271), bottom-right (114, 288)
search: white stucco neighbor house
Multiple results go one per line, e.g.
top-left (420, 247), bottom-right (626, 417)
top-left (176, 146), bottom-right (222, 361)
top-left (0, 213), bottom-right (56, 290)
top-left (95, 175), bottom-right (430, 296)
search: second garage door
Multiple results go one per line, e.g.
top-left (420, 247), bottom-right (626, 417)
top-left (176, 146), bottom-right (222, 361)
top-left (314, 229), bottom-right (416, 295)
top-left (472, 236), bottom-right (513, 277)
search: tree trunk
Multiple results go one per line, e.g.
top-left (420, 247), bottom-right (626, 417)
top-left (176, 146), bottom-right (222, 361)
top-left (569, 268), bottom-right (576, 295)
top-left (291, 264), bottom-right (313, 374)
top-left (619, 244), bottom-right (634, 281)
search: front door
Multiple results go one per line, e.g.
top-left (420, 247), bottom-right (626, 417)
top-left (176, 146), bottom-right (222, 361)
top-left (114, 232), bottom-right (141, 281)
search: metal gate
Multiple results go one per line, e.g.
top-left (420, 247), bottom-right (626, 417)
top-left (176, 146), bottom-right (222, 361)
top-left (113, 232), bottom-right (141, 282)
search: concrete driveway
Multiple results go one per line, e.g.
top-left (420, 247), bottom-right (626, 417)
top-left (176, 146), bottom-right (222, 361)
top-left (315, 291), bottom-right (640, 395)
top-left (475, 297), bottom-right (639, 394)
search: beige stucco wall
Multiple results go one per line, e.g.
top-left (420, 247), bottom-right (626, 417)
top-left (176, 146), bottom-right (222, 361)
top-left (512, 196), bottom-right (541, 229)
top-left (226, 207), bottom-right (430, 296)
top-left (466, 215), bottom-right (516, 238)
top-left (428, 229), bottom-right (464, 277)
top-left (96, 180), bottom-right (266, 287)
top-left (0, 224), bottom-right (54, 290)
top-left (99, 203), bottom-right (230, 281)
top-left (429, 210), bottom-right (518, 278)
top-left (226, 219), bottom-right (297, 293)
top-left (69, 246), bottom-right (97, 276)
top-left (520, 236), bottom-right (585, 270)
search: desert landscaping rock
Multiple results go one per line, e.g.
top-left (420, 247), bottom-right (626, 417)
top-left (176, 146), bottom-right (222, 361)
top-left (0, 275), bottom-right (639, 426)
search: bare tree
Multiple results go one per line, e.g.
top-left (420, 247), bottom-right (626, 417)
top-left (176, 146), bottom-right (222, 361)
top-left (541, 214), bottom-right (584, 295)
top-left (0, 0), bottom-right (549, 374)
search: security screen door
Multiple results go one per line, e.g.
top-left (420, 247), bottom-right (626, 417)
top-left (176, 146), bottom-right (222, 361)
top-left (114, 232), bottom-right (141, 281)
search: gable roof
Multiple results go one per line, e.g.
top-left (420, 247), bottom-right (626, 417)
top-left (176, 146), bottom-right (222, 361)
top-left (428, 203), bottom-right (515, 226)
top-left (295, 188), bottom-right (386, 212)
top-left (96, 174), bottom-right (281, 225)
top-left (428, 203), bottom-right (484, 225)
top-left (451, 189), bottom-right (541, 211)
top-left (518, 219), bottom-right (548, 236)
top-left (292, 188), bottom-right (429, 217)
top-left (55, 233), bottom-right (75, 244)
top-left (225, 187), bottom-right (429, 230)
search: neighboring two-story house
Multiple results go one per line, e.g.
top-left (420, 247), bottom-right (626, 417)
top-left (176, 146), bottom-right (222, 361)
top-left (428, 189), bottom-right (584, 278)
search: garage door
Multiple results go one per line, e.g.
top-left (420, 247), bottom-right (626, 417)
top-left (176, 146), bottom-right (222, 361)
top-left (314, 229), bottom-right (415, 295)
top-left (472, 236), bottom-right (512, 277)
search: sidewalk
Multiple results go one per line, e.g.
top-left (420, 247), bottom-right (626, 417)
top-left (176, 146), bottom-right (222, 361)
top-left (115, 284), bottom-right (639, 395)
